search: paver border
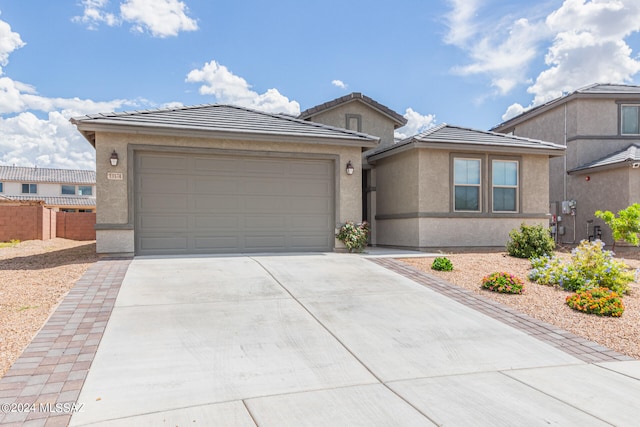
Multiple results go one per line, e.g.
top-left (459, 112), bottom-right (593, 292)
top-left (371, 257), bottom-right (636, 364)
top-left (0, 257), bottom-right (132, 427)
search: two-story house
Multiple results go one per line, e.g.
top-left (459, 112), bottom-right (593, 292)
top-left (491, 83), bottom-right (640, 244)
top-left (0, 166), bottom-right (96, 212)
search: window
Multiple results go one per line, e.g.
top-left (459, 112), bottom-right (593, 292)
top-left (621, 105), bottom-right (640, 135)
top-left (492, 160), bottom-right (518, 212)
top-left (454, 158), bottom-right (481, 211)
top-left (0, 182), bottom-right (3, 193)
top-left (61, 185), bottom-right (75, 195)
top-left (61, 185), bottom-right (94, 196)
top-left (22, 183), bottom-right (37, 194)
top-left (78, 185), bottom-right (93, 196)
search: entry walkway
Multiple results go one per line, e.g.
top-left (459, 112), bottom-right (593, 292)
top-left (1, 253), bottom-right (639, 426)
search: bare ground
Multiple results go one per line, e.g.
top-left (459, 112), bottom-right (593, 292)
top-left (400, 248), bottom-right (640, 360)
top-left (0, 239), bottom-right (99, 377)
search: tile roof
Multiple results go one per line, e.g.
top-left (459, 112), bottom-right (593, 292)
top-left (2, 195), bottom-right (96, 207)
top-left (366, 124), bottom-right (565, 160)
top-left (492, 83), bottom-right (640, 131)
top-left (568, 144), bottom-right (640, 174)
top-left (71, 104), bottom-right (379, 146)
top-left (0, 166), bottom-right (96, 184)
top-left (298, 92), bottom-right (408, 128)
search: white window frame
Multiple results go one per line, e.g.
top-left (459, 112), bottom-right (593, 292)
top-left (621, 105), bottom-right (640, 135)
top-left (492, 160), bottom-right (519, 213)
top-left (453, 157), bottom-right (482, 212)
top-left (22, 183), bottom-right (37, 194)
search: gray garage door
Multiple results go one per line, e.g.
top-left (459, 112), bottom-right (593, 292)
top-left (134, 152), bottom-right (335, 255)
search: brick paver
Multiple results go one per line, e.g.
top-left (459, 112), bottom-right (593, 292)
top-left (0, 257), bottom-right (131, 426)
top-left (372, 257), bottom-right (636, 363)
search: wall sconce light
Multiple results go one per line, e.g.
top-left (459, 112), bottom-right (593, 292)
top-left (346, 160), bottom-right (354, 175)
top-left (585, 176), bottom-right (590, 181)
top-left (110, 150), bottom-right (119, 167)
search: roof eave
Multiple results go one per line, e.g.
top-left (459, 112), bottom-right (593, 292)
top-left (367, 140), bottom-right (565, 162)
top-left (72, 121), bottom-right (379, 148)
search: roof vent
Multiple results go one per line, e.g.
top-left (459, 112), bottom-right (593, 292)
top-left (632, 163), bottom-right (640, 169)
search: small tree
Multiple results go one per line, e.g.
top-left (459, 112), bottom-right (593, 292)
top-left (595, 203), bottom-right (640, 251)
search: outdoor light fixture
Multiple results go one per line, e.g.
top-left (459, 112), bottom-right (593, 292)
top-left (346, 160), bottom-right (354, 175)
top-left (110, 150), bottom-right (119, 167)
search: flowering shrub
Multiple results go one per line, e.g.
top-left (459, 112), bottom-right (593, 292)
top-left (481, 272), bottom-right (524, 294)
top-left (566, 287), bottom-right (625, 317)
top-left (431, 257), bottom-right (453, 271)
top-left (336, 221), bottom-right (369, 253)
top-left (529, 240), bottom-right (633, 294)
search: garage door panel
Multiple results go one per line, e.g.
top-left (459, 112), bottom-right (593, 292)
top-left (139, 236), bottom-right (188, 251)
top-left (139, 215), bottom-right (188, 231)
top-left (136, 152), bottom-right (335, 254)
top-left (139, 155), bottom-right (189, 172)
top-left (192, 176), bottom-right (240, 195)
top-left (139, 194), bottom-right (189, 211)
top-left (193, 157), bottom-right (239, 173)
top-left (194, 196), bottom-right (240, 212)
top-left (194, 236), bottom-right (240, 250)
top-left (193, 215), bottom-right (239, 229)
top-left (139, 175), bottom-right (189, 193)
top-left (290, 161), bottom-right (332, 176)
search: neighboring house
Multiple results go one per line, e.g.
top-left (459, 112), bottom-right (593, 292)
top-left (0, 166), bottom-right (96, 212)
top-left (71, 104), bottom-right (378, 255)
top-left (364, 124), bottom-right (564, 248)
top-left (491, 83), bottom-right (640, 244)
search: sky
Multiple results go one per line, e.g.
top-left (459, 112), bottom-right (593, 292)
top-left (1, 0), bottom-right (640, 171)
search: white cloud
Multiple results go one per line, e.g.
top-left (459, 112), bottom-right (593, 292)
top-left (120, 0), bottom-right (197, 37)
top-left (72, 0), bottom-right (119, 29)
top-left (0, 13), bottom-right (142, 170)
top-left (0, 13), bottom-right (25, 73)
top-left (394, 108), bottom-right (437, 140)
top-left (186, 60), bottom-right (300, 115)
top-left (73, 0), bottom-right (197, 37)
top-left (444, 0), bottom-right (481, 46)
top-left (332, 80), bottom-right (347, 89)
top-left (526, 0), bottom-right (640, 106)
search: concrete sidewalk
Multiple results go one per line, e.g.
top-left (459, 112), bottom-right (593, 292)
top-left (66, 253), bottom-right (640, 426)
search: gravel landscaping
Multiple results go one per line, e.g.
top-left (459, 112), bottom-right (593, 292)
top-left (0, 238), bottom-right (99, 378)
top-left (400, 248), bottom-right (640, 360)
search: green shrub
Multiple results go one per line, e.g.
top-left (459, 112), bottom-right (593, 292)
top-left (595, 203), bottom-right (640, 250)
top-left (566, 287), bottom-right (625, 317)
top-left (336, 221), bottom-right (369, 253)
top-left (431, 257), bottom-right (453, 271)
top-left (529, 240), bottom-right (634, 294)
top-left (481, 272), bottom-right (524, 294)
top-left (506, 223), bottom-right (555, 259)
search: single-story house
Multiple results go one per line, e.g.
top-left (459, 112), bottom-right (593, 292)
top-left (71, 105), bottom-right (378, 255)
top-left (0, 165), bottom-right (96, 212)
top-left (71, 97), bottom-right (565, 255)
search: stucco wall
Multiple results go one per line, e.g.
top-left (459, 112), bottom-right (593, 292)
top-left (375, 149), bottom-right (419, 215)
top-left (576, 99), bottom-right (618, 136)
top-left (307, 102), bottom-right (397, 145)
top-left (373, 146), bottom-right (552, 248)
top-left (94, 132), bottom-right (364, 253)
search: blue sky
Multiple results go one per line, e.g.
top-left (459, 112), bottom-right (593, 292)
top-left (1, 0), bottom-right (640, 170)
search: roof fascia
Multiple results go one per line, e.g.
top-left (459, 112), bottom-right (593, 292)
top-left (73, 122), bottom-right (379, 148)
top-left (367, 140), bottom-right (564, 162)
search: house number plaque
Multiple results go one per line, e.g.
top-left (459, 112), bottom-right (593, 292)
top-left (107, 172), bottom-right (124, 180)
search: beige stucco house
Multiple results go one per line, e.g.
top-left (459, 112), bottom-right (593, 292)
top-left (365, 124), bottom-right (564, 249)
top-left (71, 105), bottom-right (377, 255)
top-left (492, 83), bottom-right (640, 244)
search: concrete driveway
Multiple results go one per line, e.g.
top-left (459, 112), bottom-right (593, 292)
top-left (70, 253), bottom-right (640, 426)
